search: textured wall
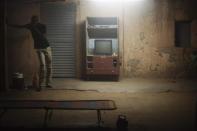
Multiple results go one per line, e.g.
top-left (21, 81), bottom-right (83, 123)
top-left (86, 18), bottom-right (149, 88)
top-left (123, 0), bottom-right (197, 78)
top-left (6, 0), bottom-right (197, 83)
top-left (7, 2), bottom-right (40, 85)
top-left (0, 0), bottom-right (7, 90)
top-left (77, 0), bottom-right (197, 78)
top-left (123, 0), bottom-right (174, 77)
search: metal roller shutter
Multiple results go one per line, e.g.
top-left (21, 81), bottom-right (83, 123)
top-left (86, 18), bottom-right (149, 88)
top-left (41, 2), bottom-right (76, 78)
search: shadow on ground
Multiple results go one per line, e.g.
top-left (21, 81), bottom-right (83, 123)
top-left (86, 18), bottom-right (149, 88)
top-left (0, 126), bottom-right (149, 131)
top-left (0, 127), bottom-right (115, 131)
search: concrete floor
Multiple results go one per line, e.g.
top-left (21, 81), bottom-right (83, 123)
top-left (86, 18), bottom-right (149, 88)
top-left (51, 78), bottom-right (197, 93)
top-left (0, 78), bottom-right (197, 130)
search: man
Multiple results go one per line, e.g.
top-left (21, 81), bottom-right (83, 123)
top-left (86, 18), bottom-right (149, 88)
top-left (8, 15), bottom-right (52, 91)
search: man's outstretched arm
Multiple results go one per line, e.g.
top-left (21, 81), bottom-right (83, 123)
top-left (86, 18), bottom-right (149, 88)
top-left (6, 18), bottom-right (27, 28)
top-left (8, 24), bottom-right (27, 28)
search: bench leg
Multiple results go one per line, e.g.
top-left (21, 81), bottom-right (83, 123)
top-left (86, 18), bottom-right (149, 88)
top-left (44, 109), bottom-right (49, 127)
top-left (43, 109), bottom-right (53, 127)
top-left (97, 110), bottom-right (102, 127)
top-left (0, 109), bottom-right (7, 118)
top-left (48, 110), bottom-right (53, 120)
top-left (0, 109), bottom-right (7, 125)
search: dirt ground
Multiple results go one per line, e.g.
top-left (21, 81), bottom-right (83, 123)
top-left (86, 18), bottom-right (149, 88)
top-left (0, 79), bottom-right (197, 131)
top-left (0, 90), bottom-right (196, 131)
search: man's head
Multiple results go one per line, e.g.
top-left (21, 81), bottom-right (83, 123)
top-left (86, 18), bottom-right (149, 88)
top-left (31, 15), bottom-right (39, 24)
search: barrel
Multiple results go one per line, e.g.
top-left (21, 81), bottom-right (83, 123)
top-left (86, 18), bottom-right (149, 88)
top-left (12, 73), bottom-right (24, 89)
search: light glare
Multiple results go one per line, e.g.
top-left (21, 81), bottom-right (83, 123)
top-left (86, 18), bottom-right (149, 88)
top-left (89, 0), bottom-right (144, 2)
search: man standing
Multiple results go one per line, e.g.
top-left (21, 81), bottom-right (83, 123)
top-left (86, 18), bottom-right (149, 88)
top-left (8, 15), bottom-right (52, 91)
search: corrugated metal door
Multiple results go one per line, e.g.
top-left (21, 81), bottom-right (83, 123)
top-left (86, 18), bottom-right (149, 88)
top-left (41, 2), bottom-right (76, 78)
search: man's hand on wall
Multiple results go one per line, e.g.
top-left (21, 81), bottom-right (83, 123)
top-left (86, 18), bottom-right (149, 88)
top-left (5, 17), bottom-right (8, 25)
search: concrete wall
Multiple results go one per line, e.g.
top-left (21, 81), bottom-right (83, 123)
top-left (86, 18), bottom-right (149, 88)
top-left (123, 0), bottom-right (197, 78)
top-left (6, 0), bottom-right (197, 84)
top-left (7, 1), bottom-right (40, 85)
top-left (0, 0), bottom-right (8, 91)
top-left (77, 0), bottom-right (197, 78)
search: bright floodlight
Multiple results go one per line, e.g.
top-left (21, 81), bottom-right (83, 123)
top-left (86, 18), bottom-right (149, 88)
top-left (89, 0), bottom-right (144, 1)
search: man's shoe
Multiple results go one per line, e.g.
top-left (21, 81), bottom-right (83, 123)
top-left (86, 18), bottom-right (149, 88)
top-left (36, 87), bottom-right (42, 91)
top-left (46, 84), bottom-right (53, 88)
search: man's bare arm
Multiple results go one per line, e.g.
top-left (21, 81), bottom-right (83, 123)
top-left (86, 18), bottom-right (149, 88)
top-left (6, 18), bottom-right (27, 28)
top-left (7, 23), bottom-right (27, 28)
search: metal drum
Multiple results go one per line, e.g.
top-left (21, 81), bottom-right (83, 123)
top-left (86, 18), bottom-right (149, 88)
top-left (12, 73), bottom-right (24, 89)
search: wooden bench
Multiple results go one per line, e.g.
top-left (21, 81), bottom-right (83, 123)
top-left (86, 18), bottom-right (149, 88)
top-left (0, 100), bottom-right (117, 127)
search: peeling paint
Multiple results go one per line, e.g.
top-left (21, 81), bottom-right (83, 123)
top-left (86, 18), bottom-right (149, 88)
top-left (128, 59), bottom-right (140, 68)
top-left (127, 59), bottom-right (141, 77)
top-left (158, 48), bottom-right (177, 63)
top-left (149, 64), bottom-right (160, 72)
top-left (158, 52), bottom-right (163, 57)
top-left (139, 32), bottom-right (145, 41)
